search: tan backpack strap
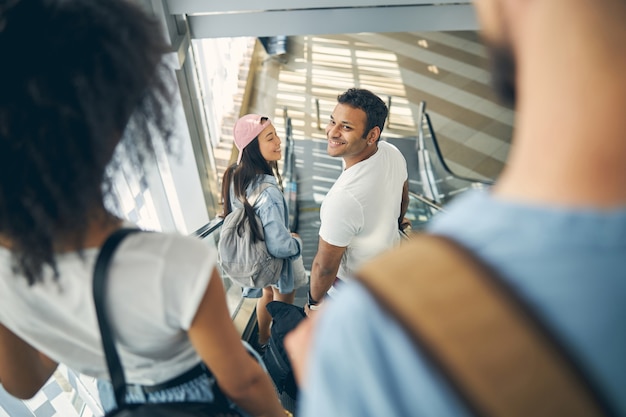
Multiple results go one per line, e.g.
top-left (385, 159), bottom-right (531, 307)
top-left (357, 234), bottom-right (611, 417)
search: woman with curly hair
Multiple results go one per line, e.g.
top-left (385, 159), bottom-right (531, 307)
top-left (0, 1), bottom-right (286, 416)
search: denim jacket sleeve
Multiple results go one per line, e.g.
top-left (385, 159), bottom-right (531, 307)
top-left (255, 185), bottom-right (302, 260)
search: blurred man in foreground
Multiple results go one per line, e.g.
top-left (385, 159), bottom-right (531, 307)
top-left (287, 0), bottom-right (626, 415)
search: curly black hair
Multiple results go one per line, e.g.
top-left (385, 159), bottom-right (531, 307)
top-left (0, 0), bottom-right (175, 284)
top-left (337, 88), bottom-right (388, 140)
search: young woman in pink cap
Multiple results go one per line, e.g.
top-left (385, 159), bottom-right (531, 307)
top-left (221, 114), bottom-right (307, 351)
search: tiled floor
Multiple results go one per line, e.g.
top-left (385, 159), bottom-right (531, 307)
top-left (0, 365), bottom-right (101, 417)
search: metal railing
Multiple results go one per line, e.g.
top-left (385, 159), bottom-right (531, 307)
top-left (405, 191), bottom-right (445, 231)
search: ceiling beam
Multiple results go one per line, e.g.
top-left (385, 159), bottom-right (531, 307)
top-left (165, 0), bottom-right (471, 15)
top-left (186, 4), bottom-right (477, 39)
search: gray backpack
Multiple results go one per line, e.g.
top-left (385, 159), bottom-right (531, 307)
top-left (218, 183), bottom-right (283, 288)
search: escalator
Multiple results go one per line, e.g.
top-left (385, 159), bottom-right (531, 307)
top-left (215, 99), bottom-right (495, 318)
top-left (192, 100), bottom-right (493, 412)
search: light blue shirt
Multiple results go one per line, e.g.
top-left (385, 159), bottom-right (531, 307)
top-left (299, 191), bottom-right (626, 416)
top-left (230, 174), bottom-right (301, 294)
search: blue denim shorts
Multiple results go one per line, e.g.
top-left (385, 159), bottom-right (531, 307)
top-left (97, 363), bottom-right (251, 416)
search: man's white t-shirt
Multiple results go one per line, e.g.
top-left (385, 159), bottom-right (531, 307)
top-left (319, 141), bottom-right (408, 281)
top-left (0, 231), bottom-right (216, 385)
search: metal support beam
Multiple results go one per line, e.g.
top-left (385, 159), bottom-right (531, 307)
top-left (166, 0), bottom-right (471, 14)
top-left (187, 4), bottom-right (477, 39)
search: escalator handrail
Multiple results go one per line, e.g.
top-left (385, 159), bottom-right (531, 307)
top-left (417, 101), bottom-right (495, 187)
top-left (282, 116), bottom-right (299, 231)
top-left (409, 191), bottom-right (446, 213)
top-left (283, 116), bottom-right (295, 181)
top-left (424, 113), bottom-right (495, 186)
top-left (191, 217), bottom-right (224, 239)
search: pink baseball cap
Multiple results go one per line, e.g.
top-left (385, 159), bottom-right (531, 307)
top-left (233, 114), bottom-right (272, 164)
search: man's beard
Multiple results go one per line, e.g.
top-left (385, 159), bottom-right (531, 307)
top-left (488, 43), bottom-right (517, 108)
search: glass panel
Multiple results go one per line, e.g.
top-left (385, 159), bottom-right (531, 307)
top-left (191, 37), bottom-right (256, 149)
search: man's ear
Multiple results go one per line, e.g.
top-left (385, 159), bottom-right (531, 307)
top-left (367, 126), bottom-right (381, 144)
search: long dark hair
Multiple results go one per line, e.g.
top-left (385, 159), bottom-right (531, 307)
top-left (221, 122), bottom-right (283, 243)
top-left (0, 0), bottom-right (174, 284)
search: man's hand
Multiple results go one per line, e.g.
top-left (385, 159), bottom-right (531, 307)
top-left (399, 216), bottom-right (412, 231)
top-left (304, 302), bottom-right (323, 317)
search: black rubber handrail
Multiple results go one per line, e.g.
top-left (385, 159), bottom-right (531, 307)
top-left (282, 114), bottom-right (299, 231)
top-left (191, 217), bottom-right (224, 239)
top-left (418, 101), bottom-right (495, 187)
top-left (424, 112), bottom-right (495, 186)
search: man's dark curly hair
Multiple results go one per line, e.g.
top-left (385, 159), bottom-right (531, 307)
top-left (0, 0), bottom-right (174, 284)
top-left (337, 88), bottom-right (388, 140)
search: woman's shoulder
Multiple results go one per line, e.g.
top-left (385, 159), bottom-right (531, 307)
top-left (121, 230), bottom-right (218, 293)
top-left (250, 175), bottom-right (282, 197)
top-left (123, 229), bottom-right (214, 263)
top-left (256, 174), bottom-right (279, 187)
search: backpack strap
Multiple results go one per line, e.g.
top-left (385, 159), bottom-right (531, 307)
top-left (356, 234), bottom-right (613, 417)
top-left (239, 182), bottom-right (273, 208)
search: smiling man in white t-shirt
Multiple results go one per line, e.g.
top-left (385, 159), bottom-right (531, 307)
top-left (306, 88), bottom-right (409, 314)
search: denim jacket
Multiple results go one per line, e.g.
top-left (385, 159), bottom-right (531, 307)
top-left (229, 174), bottom-right (302, 294)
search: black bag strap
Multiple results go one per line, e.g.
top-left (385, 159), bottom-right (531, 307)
top-left (93, 228), bottom-right (142, 406)
top-left (357, 234), bottom-right (615, 417)
top-left (93, 228), bottom-right (242, 415)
